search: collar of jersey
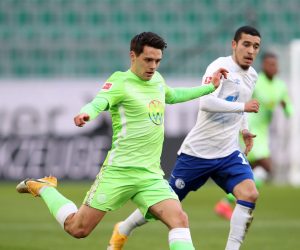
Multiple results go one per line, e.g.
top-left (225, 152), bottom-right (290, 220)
top-left (127, 69), bottom-right (155, 84)
top-left (229, 55), bottom-right (250, 73)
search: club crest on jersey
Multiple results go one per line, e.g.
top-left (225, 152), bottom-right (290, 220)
top-left (148, 100), bottom-right (164, 125)
top-left (175, 178), bottom-right (185, 189)
top-left (102, 82), bottom-right (113, 91)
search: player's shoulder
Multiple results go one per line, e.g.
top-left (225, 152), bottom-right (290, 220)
top-left (100, 71), bottom-right (127, 91)
top-left (248, 66), bottom-right (258, 80)
top-left (205, 56), bottom-right (232, 73)
top-left (274, 77), bottom-right (288, 91)
top-left (106, 71), bottom-right (128, 83)
top-left (207, 56), bottom-right (229, 68)
top-left (152, 71), bottom-right (165, 83)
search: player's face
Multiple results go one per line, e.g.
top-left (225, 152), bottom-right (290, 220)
top-left (130, 45), bottom-right (162, 81)
top-left (232, 33), bottom-right (261, 70)
top-left (262, 57), bottom-right (278, 79)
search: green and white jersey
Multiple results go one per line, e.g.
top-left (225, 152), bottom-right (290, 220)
top-left (81, 70), bottom-right (215, 175)
top-left (247, 72), bottom-right (293, 161)
top-left (100, 70), bottom-right (167, 174)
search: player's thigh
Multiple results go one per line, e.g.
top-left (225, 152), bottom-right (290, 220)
top-left (212, 151), bottom-right (254, 194)
top-left (132, 177), bottom-right (178, 221)
top-left (149, 199), bottom-right (188, 229)
top-left (169, 153), bottom-right (211, 201)
top-left (84, 166), bottom-right (136, 212)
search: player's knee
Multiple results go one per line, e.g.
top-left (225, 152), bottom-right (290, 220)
top-left (251, 189), bottom-right (259, 202)
top-left (175, 210), bottom-right (189, 227)
top-left (65, 224), bottom-right (91, 239)
top-left (242, 189), bottom-right (259, 202)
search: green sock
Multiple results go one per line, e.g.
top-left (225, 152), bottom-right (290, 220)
top-left (40, 187), bottom-right (78, 227)
top-left (170, 242), bottom-right (195, 250)
top-left (169, 228), bottom-right (195, 250)
top-left (226, 193), bottom-right (236, 204)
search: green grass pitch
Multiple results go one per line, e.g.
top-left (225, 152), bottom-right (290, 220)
top-left (1, 181), bottom-right (300, 250)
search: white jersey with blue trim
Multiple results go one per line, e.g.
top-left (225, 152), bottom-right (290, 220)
top-left (179, 56), bottom-right (258, 159)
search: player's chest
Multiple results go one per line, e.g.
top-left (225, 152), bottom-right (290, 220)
top-left (123, 83), bottom-right (165, 112)
top-left (219, 72), bottom-right (254, 102)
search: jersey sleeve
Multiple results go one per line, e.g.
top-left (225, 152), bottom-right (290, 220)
top-left (96, 73), bottom-right (125, 108)
top-left (240, 113), bottom-right (249, 131)
top-left (79, 72), bottom-right (124, 120)
top-left (165, 83), bottom-right (216, 104)
top-left (200, 95), bottom-right (245, 112)
top-left (199, 59), bottom-right (245, 113)
top-left (201, 59), bottom-right (224, 97)
top-left (80, 97), bottom-right (109, 120)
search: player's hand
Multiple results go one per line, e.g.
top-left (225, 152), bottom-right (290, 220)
top-left (242, 129), bottom-right (256, 156)
top-left (244, 99), bottom-right (259, 113)
top-left (211, 68), bottom-right (228, 89)
top-left (74, 113), bottom-right (90, 127)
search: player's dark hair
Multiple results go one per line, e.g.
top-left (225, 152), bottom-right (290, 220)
top-left (261, 51), bottom-right (277, 61)
top-left (130, 32), bottom-right (167, 56)
top-left (234, 26), bottom-right (261, 42)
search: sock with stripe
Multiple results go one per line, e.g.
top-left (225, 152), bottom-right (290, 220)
top-left (225, 200), bottom-right (255, 250)
top-left (40, 187), bottom-right (78, 228)
top-left (169, 228), bottom-right (195, 250)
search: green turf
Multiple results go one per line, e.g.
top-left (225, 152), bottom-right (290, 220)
top-left (1, 181), bottom-right (300, 250)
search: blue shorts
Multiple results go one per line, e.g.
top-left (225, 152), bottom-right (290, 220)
top-left (169, 150), bottom-right (254, 201)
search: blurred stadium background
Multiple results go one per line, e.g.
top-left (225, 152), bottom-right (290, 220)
top-left (1, 1), bottom-right (300, 249)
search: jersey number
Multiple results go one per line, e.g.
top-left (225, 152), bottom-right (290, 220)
top-left (238, 153), bottom-right (248, 165)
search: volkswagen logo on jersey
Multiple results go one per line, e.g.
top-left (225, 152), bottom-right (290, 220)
top-left (175, 178), bottom-right (185, 189)
top-left (148, 100), bottom-right (164, 125)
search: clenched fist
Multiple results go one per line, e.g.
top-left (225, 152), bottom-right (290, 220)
top-left (74, 113), bottom-right (90, 127)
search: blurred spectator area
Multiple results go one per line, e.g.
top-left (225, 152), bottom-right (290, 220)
top-left (0, 0), bottom-right (299, 77)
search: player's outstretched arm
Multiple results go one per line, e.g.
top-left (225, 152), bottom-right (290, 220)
top-left (74, 97), bottom-right (109, 127)
top-left (165, 68), bottom-right (228, 104)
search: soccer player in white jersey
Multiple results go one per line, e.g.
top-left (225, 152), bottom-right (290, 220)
top-left (108, 26), bottom-right (261, 250)
top-left (16, 32), bottom-right (227, 250)
top-left (214, 52), bottom-right (294, 220)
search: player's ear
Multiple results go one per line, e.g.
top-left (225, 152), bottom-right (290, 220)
top-left (231, 40), bottom-right (237, 50)
top-left (130, 51), bottom-right (136, 60)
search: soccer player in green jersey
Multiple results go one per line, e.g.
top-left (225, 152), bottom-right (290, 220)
top-left (215, 52), bottom-right (293, 220)
top-left (247, 52), bottom-right (293, 177)
top-left (16, 32), bottom-right (227, 250)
